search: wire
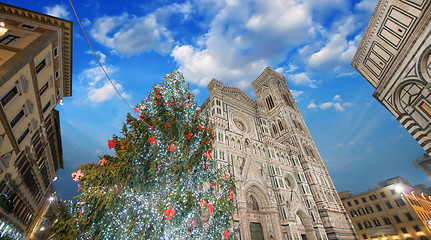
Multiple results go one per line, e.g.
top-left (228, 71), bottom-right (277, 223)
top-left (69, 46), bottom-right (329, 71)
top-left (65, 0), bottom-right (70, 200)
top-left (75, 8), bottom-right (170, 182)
top-left (68, 0), bottom-right (135, 114)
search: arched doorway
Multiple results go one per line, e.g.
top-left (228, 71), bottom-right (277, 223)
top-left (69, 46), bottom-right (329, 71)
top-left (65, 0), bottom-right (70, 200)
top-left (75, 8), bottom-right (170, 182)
top-left (247, 194), bottom-right (265, 240)
top-left (243, 183), bottom-right (274, 240)
top-left (295, 209), bottom-right (314, 240)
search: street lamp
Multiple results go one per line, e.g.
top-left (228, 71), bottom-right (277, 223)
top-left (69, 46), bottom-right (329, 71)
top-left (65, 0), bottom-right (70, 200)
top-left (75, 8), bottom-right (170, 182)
top-left (394, 184), bottom-right (404, 193)
top-left (0, 22), bottom-right (7, 35)
top-left (0, 22), bottom-right (7, 37)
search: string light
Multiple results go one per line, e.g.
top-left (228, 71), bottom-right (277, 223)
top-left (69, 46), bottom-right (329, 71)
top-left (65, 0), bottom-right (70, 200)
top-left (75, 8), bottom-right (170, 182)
top-left (52, 71), bottom-right (238, 239)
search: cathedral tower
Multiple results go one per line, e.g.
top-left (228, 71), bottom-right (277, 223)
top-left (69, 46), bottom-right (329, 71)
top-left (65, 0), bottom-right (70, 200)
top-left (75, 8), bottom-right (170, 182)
top-left (202, 67), bottom-right (357, 240)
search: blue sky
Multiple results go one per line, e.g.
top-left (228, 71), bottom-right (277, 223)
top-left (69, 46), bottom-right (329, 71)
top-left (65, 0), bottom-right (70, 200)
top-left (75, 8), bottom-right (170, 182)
top-left (5, 0), bottom-right (428, 199)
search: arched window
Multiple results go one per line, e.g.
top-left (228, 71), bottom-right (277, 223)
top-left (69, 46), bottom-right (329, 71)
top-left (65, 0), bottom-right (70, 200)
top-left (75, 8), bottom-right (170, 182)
top-left (278, 120), bottom-right (284, 131)
top-left (283, 94), bottom-right (293, 107)
top-left (272, 124), bottom-right (278, 135)
top-left (265, 95), bottom-right (275, 110)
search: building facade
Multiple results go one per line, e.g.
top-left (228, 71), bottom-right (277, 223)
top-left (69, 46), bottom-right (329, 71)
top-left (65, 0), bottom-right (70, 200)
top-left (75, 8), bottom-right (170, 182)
top-left (340, 177), bottom-right (431, 240)
top-left (202, 67), bottom-right (357, 240)
top-left (414, 154), bottom-right (431, 178)
top-left (0, 3), bottom-right (72, 239)
top-left (352, 0), bottom-right (431, 156)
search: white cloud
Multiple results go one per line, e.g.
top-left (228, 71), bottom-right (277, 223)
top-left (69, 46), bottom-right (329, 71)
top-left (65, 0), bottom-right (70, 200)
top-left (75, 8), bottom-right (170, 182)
top-left (88, 81), bottom-right (125, 103)
top-left (82, 18), bottom-right (91, 27)
top-left (90, 2), bottom-right (192, 55)
top-left (308, 31), bottom-right (360, 70)
top-left (171, 0), bottom-right (313, 89)
top-left (308, 95), bottom-right (353, 111)
top-left (334, 102), bottom-right (344, 111)
top-left (307, 101), bottom-right (317, 109)
top-left (333, 95), bottom-right (342, 102)
top-left (356, 0), bottom-right (378, 12)
top-left (44, 5), bottom-right (70, 19)
top-left (275, 67), bottom-right (284, 73)
top-left (287, 72), bottom-right (316, 88)
top-left (320, 102), bottom-right (333, 110)
top-left (306, 0), bottom-right (375, 71)
top-left (285, 63), bottom-right (299, 73)
top-left (78, 51), bottom-right (128, 104)
top-left (342, 102), bottom-right (353, 107)
top-left (290, 90), bottom-right (304, 99)
top-left (91, 13), bottom-right (173, 55)
top-left (192, 88), bottom-right (200, 96)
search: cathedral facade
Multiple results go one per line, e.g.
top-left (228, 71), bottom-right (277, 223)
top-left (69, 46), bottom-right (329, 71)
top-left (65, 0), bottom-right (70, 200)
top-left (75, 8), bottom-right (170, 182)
top-left (202, 67), bottom-right (357, 240)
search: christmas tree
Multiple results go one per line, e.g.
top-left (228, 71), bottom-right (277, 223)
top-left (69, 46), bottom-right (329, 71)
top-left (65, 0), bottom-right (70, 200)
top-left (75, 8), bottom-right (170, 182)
top-left (48, 70), bottom-right (237, 240)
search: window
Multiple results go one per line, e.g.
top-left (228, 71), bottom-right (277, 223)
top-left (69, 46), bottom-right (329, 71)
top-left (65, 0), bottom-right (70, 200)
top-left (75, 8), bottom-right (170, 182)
top-left (42, 100), bottom-right (51, 113)
top-left (220, 151), bottom-right (225, 160)
top-left (385, 201), bottom-right (393, 209)
top-left (390, 189), bottom-right (396, 195)
top-left (357, 223), bottom-right (363, 230)
top-left (380, 192), bottom-right (386, 198)
top-left (419, 102), bottom-right (431, 119)
top-left (369, 195), bottom-right (377, 200)
top-left (365, 206), bottom-right (374, 214)
top-left (362, 234), bottom-right (367, 239)
top-left (395, 198), bottom-right (406, 207)
top-left (383, 217), bottom-right (391, 225)
top-left (354, 199), bottom-right (359, 205)
top-left (39, 82), bottom-right (49, 96)
top-left (266, 95), bottom-right (275, 110)
top-left (362, 197), bottom-right (367, 203)
top-left (19, 23), bottom-right (36, 30)
top-left (401, 228), bottom-right (408, 234)
top-left (364, 221), bottom-right (372, 228)
top-left (414, 226), bottom-right (420, 232)
top-left (350, 210), bottom-right (358, 217)
top-left (358, 208), bottom-right (366, 215)
top-left (375, 204), bottom-right (382, 212)
top-left (0, 34), bottom-right (20, 45)
top-left (278, 120), bottom-right (284, 131)
top-left (394, 215), bottom-right (401, 223)
top-left (373, 219), bottom-right (381, 227)
top-left (55, 70), bottom-right (59, 79)
top-left (17, 127), bottom-right (30, 144)
top-left (10, 109), bottom-right (25, 128)
top-left (35, 59), bottom-right (46, 74)
top-left (405, 212), bottom-right (413, 221)
top-left (283, 94), bottom-right (293, 107)
top-left (53, 47), bottom-right (58, 57)
top-left (347, 201), bottom-right (352, 207)
top-left (217, 131), bottom-right (223, 142)
top-left (272, 124), bottom-right (278, 135)
top-left (1, 86), bottom-right (18, 107)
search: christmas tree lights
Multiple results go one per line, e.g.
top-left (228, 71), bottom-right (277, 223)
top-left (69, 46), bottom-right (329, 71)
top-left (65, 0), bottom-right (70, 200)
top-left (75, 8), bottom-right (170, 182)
top-left (48, 71), bottom-right (237, 240)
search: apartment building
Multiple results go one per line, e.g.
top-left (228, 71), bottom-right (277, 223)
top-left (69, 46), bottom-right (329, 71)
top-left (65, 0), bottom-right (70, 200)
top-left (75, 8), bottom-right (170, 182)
top-left (340, 177), bottom-right (431, 240)
top-left (0, 3), bottom-right (72, 239)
